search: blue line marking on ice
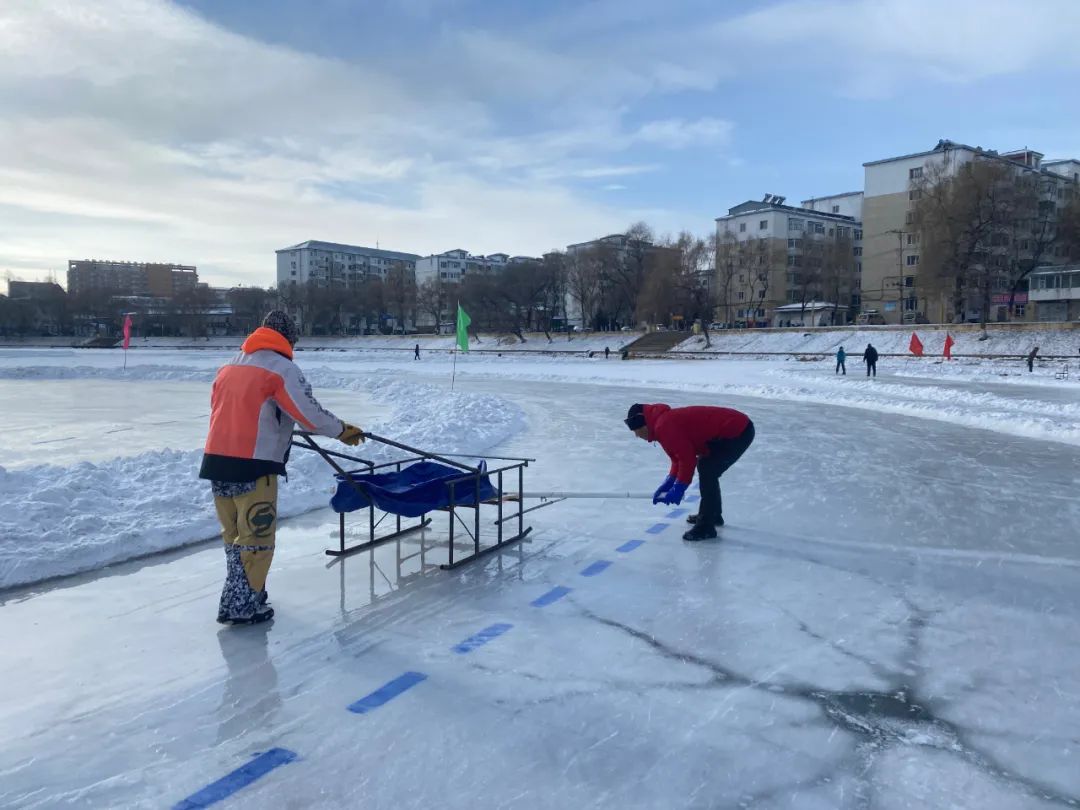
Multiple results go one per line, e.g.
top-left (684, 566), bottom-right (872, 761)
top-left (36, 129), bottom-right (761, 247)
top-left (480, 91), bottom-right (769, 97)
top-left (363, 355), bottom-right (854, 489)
top-left (666, 509), bottom-right (687, 518)
top-left (616, 540), bottom-right (644, 553)
top-left (347, 671), bottom-right (428, 714)
top-left (580, 560), bottom-right (612, 577)
top-left (646, 523), bottom-right (669, 534)
top-left (453, 623), bottom-right (513, 654)
top-left (531, 586), bottom-right (572, 607)
top-left (173, 748), bottom-right (298, 810)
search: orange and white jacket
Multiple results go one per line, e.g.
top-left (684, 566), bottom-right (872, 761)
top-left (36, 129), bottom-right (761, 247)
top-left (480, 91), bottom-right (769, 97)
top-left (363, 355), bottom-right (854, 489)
top-left (198, 327), bottom-right (345, 482)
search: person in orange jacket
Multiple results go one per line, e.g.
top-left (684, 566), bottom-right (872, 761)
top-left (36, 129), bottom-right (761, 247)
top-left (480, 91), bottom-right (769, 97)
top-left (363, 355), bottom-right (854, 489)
top-left (626, 403), bottom-right (755, 541)
top-left (199, 310), bottom-right (364, 624)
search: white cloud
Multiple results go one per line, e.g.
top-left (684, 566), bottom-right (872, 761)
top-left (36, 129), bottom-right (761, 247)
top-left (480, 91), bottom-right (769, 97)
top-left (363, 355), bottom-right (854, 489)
top-left (632, 118), bottom-right (733, 149)
top-left (721, 0), bottom-right (1080, 97)
top-left (0, 0), bottom-right (688, 285)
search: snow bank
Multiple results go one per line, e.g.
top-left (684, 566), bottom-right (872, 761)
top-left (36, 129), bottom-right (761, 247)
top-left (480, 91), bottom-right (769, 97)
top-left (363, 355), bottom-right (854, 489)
top-left (0, 332), bottom-right (637, 353)
top-left (0, 379), bottom-right (524, 591)
top-left (674, 326), bottom-right (1080, 357)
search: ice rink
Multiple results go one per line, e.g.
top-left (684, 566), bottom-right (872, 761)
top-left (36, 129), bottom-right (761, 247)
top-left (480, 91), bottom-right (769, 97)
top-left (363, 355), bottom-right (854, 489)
top-left (1, 350), bottom-right (1079, 809)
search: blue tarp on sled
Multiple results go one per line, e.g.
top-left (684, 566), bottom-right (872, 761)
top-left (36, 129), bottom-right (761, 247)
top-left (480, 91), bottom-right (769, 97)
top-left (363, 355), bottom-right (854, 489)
top-left (330, 461), bottom-right (499, 518)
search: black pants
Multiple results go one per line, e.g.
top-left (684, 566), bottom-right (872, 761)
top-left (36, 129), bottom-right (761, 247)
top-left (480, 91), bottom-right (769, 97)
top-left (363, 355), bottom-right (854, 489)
top-left (696, 421), bottom-right (755, 524)
top-left (836, 360), bottom-right (846, 375)
top-left (866, 361), bottom-right (876, 377)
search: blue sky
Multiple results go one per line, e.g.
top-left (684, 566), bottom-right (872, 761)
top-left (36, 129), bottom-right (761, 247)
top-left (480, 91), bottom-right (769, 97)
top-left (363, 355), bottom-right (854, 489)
top-left (3, 0), bottom-right (1080, 287)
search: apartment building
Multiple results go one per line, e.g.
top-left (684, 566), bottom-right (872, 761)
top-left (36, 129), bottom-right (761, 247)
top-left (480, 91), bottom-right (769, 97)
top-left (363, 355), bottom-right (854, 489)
top-left (861, 140), bottom-right (1079, 324)
top-left (714, 195), bottom-right (863, 327)
top-left (413, 250), bottom-right (535, 286)
top-left (67, 260), bottom-right (198, 298)
top-left (275, 241), bottom-right (420, 289)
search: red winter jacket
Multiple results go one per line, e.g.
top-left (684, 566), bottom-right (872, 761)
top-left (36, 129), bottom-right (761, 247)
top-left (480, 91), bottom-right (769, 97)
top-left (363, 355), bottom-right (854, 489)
top-left (643, 404), bottom-right (750, 484)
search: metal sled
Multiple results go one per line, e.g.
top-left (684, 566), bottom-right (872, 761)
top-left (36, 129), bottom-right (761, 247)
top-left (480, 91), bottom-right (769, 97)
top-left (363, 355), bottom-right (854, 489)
top-left (293, 431), bottom-right (550, 570)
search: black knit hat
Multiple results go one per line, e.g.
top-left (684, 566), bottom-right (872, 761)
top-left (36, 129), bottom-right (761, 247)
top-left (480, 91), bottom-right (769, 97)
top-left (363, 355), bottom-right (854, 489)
top-left (263, 310), bottom-right (299, 345)
top-left (625, 403), bottom-right (646, 431)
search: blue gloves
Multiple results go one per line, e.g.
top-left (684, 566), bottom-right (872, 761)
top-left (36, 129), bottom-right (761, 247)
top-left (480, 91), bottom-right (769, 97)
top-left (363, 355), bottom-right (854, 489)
top-left (652, 475), bottom-right (676, 504)
top-left (661, 481), bottom-right (688, 506)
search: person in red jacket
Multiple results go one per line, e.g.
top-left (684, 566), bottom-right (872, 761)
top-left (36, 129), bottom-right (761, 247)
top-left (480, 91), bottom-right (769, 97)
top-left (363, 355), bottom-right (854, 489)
top-left (625, 403), bottom-right (755, 541)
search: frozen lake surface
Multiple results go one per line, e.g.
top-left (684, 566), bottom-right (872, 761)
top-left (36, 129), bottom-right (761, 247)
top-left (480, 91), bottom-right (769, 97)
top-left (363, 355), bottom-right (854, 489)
top-left (1, 350), bottom-right (1078, 809)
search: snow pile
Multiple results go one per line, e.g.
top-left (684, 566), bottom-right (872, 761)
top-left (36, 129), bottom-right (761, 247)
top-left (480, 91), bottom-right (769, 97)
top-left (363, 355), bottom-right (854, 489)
top-left (0, 380), bottom-right (524, 591)
top-left (674, 326), bottom-right (1080, 357)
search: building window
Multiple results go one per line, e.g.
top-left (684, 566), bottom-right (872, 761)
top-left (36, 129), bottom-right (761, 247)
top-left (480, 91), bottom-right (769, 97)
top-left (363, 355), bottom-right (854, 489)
top-left (905, 211), bottom-right (915, 224)
top-left (831, 205), bottom-right (840, 213)
top-left (759, 220), bottom-right (768, 230)
top-left (788, 238), bottom-right (802, 248)
top-left (789, 219), bottom-right (804, 232)
top-left (814, 223), bottom-right (825, 234)
top-left (909, 189), bottom-right (922, 201)
top-left (854, 229), bottom-right (863, 240)
top-left (738, 292), bottom-right (745, 301)
top-left (853, 246), bottom-right (863, 256)
top-left (910, 167), bottom-right (923, 179)
top-left (906, 233), bottom-right (920, 246)
top-left (739, 223), bottom-right (746, 232)
top-left (290, 270), bottom-right (296, 276)
top-left (906, 255), bottom-right (920, 266)
top-left (1014, 304), bottom-right (1026, 316)
top-left (787, 255), bottom-right (801, 266)
top-left (904, 276), bottom-right (914, 287)
top-left (904, 296), bottom-right (917, 311)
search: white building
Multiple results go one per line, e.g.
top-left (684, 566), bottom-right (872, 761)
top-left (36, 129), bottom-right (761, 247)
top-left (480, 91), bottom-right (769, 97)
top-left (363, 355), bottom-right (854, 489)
top-left (1028, 264), bottom-right (1080, 322)
top-left (275, 241), bottom-right (419, 289)
top-left (801, 191), bottom-right (863, 221)
top-left (413, 250), bottom-right (536, 286)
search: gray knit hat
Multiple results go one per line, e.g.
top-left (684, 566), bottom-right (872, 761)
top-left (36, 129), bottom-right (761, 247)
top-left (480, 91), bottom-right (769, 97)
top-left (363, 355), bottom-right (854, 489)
top-left (262, 310), bottom-right (299, 345)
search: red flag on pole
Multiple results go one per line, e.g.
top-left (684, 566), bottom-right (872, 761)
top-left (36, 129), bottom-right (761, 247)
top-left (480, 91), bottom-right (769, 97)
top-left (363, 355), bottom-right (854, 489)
top-left (909, 332), bottom-right (924, 357)
top-left (944, 333), bottom-right (954, 360)
top-left (122, 314), bottom-right (133, 350)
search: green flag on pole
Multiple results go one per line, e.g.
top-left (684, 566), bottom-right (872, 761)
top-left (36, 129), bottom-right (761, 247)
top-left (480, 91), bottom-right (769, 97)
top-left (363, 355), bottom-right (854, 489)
top-left (456, 304), bottom-right (471, 352)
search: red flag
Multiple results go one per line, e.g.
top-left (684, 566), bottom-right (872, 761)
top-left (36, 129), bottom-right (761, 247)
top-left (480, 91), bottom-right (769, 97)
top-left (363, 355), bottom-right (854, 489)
top-left (944, 333), bottom-right (954, 360)
top-left (122, 314), bottom-right (133, 351)
top-left (909, 332), bottom-right (924, 357)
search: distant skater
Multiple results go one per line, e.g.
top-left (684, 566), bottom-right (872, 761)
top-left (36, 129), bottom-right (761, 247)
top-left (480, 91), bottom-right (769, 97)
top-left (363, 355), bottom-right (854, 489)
top-left (605, 346), bottom-right (611, 359)
top-left (863, 343), bottom-right (878, 377)
top-left (414, 343), bottom-right (421, 360)
top-left (1027, 346), bottom-right (1039, 372)
top-left (836, 346), bottom-right (846, 375)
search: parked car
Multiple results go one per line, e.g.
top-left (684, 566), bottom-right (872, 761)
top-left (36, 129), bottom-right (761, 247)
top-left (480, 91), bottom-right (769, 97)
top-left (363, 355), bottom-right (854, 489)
top-left (856, 310), bottom-right (886, 325)
top-left (708, 322), bottom-right (727, 330)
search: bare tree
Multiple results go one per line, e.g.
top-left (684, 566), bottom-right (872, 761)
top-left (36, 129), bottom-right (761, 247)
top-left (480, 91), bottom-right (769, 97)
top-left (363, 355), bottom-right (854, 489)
top-left (565, 248), bottom-right (603, 331)
top-left (416, 278), bottom-right (449, 334)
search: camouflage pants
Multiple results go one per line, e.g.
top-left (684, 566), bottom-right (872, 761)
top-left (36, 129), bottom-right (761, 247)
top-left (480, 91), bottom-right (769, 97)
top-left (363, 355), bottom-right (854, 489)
top-left (213, 476), bottom-right (277, 620)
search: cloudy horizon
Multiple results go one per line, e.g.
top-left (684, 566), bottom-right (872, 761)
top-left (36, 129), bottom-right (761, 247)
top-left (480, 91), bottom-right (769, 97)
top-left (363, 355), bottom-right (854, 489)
top-left (3, 0), bottom-right (1080, 288)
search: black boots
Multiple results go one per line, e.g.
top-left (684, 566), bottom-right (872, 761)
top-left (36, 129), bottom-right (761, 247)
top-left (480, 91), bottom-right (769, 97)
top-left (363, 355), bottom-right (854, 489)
top-left (686, 513), bottom-right (724, 527)
top-left (682, 523), bottom-right (717, 541)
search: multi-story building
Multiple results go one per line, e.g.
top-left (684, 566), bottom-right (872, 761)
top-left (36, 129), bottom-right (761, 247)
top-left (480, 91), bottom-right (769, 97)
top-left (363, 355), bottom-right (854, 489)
top-left (413, 250), bottom-right (535, 286)
top-left (1028, 263), bottom-right (1080, 322)
top-left (714, 195), bottom-right (863, 327)
top-left (275, 241), bottom-right (420, 289)
top-left (861, 140), bottom-right (1079, 324)
top-left (67, 260), bottom-right (197, 298)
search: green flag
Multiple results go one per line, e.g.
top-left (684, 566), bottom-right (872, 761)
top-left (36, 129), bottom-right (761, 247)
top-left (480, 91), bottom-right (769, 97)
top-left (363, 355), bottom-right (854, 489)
top-left (456, 304), bottom-right (471, 352)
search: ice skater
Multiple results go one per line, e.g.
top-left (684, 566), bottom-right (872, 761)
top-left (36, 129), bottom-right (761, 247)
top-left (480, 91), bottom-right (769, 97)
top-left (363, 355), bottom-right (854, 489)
top-left (414, 343), bottom-right (421, 360)
top-left (863, 343), bottom-right (878, 377)
top-left (625, 403), bottom-right (755, 541)
top-left (199, 311), bottom-right (365, 625)
top-left (1027, 345), bottom-right (1039, 372)
top-left (836, 346), bottom-right (846, 375)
